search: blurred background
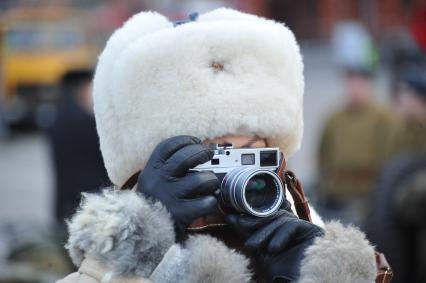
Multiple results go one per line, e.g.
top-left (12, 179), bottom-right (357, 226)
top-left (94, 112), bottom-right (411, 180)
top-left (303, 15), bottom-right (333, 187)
top-left (0, 0), bottom-right (425, 282)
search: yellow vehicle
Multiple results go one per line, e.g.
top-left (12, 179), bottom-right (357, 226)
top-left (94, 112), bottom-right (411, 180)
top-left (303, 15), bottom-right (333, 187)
top-left (0, 7), bottom-right (95, 127)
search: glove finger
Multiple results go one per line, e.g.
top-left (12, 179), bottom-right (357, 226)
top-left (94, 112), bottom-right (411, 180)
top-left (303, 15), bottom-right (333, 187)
top-left (225, 213), bottom-right (271, 239)
top-left (245, 217), bottom-right (286, 249)
top-left (267, 222), bottom-right (299, 253)
top-left (226, 209), bottom-right (295, 232)
top-left (176, 171), bottom-right (219, 198)
top-left (165, 144), bottom-right (214, 176)
top-left (181, 196), bottom-right (218, 220)
top-left (226, 213), bottom-right (272, 231)
top-left (151, 136), bottom-right (201, 166)
top-left (281, 199), bottom-right (293, 213)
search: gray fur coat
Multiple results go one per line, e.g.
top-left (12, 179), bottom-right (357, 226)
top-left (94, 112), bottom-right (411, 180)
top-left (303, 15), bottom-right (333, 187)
top-left (58, 189), bottom-right (377, 283)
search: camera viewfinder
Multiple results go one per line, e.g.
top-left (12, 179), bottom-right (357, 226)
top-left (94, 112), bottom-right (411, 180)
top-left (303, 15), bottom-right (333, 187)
top-left (260, 151), bottom-right (277, 167)
top-left (241, 153), bottom-right (255, 165)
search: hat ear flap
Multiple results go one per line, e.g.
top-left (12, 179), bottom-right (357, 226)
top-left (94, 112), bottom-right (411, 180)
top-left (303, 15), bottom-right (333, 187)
top-left (93, 12), bottom-right (172, 184)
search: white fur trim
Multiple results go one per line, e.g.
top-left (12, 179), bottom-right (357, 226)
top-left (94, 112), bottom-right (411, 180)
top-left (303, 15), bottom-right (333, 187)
top-left (66, 189), bottom-right (175, 278)
top-left (149, 244), bottom-right (190, 283)
top-left (150, 235), bottom-right (253, 283)
top-left (297, 221), bottom-right (377, 283)
top-left (93, 8), bottom-right (304, 186)
top-left (182, 235), bottom-right (252, 283)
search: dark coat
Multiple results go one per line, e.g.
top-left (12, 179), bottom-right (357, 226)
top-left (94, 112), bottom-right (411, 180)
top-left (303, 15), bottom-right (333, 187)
top-left (47, 98), bottom-right (110, 222)
top-left (367, 153), bottom-right (426, 283)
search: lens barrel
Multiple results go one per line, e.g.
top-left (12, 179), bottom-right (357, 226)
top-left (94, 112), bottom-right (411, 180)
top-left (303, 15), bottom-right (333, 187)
top-left (220, 168), bottom-right (284, 217)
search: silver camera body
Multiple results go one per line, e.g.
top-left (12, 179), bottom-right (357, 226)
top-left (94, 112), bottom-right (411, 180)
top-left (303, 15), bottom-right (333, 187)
top-left (193, 144), bottom-right (285, 217)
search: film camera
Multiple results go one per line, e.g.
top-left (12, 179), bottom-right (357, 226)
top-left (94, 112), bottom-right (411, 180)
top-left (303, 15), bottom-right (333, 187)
top-left (192, 144), bottom-right (285, 217)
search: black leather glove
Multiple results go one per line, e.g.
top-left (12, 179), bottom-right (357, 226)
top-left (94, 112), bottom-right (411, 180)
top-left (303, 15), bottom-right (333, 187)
top-left (137, 135), bottom-right (219, 239)
top-left (227, 208), bottom-right (325, 283)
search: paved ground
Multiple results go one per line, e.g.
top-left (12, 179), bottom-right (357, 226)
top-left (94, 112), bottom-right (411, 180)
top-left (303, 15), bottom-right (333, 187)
top-left (0, 43), bottom-right (391, 226)
top-left (0, 133), bottom-right (54, 225)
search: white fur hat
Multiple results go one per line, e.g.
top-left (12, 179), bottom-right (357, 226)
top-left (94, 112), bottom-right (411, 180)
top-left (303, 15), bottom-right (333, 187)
top-left (93, 8), bottom-right (304, 186)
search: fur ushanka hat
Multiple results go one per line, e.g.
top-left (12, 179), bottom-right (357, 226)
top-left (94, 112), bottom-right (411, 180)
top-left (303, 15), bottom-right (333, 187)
top-left (93, 8), bottom-right (304, 186)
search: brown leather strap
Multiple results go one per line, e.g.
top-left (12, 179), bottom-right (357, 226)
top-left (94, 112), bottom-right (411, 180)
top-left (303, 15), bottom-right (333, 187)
top-left (282, 170), bottom-right (312, 222)
top-left (120, 170), bottom-right (141, 190)
top-left (375, 252), bottom-right (393, 283)
top-left (274, 154), bottom-right (311, 222)
top-left (186, 212), bottom-right (228, 231)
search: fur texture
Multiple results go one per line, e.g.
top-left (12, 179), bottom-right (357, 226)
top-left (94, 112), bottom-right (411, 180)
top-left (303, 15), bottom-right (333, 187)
top-left (65, 190), bottom-right (377, 282)
top-left (93, 8), bottom-right (304, 186)
top-left (150, 236), bottom-right (252, 283)
top-left (149, 244), bottom-right (191, 283)
top-left (65, 190), bottom-right (251, 282)
top-left (297, 221), bottom-right (377, 283)
top-left (182, 235), bottom-right (252, 283)
top-left (66, 189), bottom-right (175, 278)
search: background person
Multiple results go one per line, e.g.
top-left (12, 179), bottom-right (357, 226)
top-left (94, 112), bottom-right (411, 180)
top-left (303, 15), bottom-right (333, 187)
top-left (367, 154), bottom-right (426, 283)
top-left (367, 63), bottom-right (426, 283)
top-left (391, 63), bottom-right (426, 154)
top-left (47, 70), bottom-right (110, 224)
top-left (317, 66), bottom-right (398, 227)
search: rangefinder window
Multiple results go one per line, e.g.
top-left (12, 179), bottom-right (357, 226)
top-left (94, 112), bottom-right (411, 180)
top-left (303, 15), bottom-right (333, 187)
top-left (241, 153), bottom-right (255, 165)
top-left (211, 158), bottom-right (219, 165)
top-left (260, 150), bottom-right (277, 167)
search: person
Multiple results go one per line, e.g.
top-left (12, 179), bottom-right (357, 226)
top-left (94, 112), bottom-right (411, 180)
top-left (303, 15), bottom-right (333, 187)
top-left (47, 70), bottom-right (110, 223)
top-left (367, 153), bottom-right (426, 283)
top-left (317, 67), bottom-right (398, 226)
top-left (391, 64), bottom-right (426, 154)
top-left (58, 9), bottom-right (378, 283)
top-left (367, 64), bottom-right (426, 283)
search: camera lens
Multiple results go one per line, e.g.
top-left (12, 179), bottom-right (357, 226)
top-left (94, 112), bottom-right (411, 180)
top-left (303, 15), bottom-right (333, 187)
top-left (245, 174), bottom-right (275, 210)
top-left (220, 168), bottom-right (284, 217)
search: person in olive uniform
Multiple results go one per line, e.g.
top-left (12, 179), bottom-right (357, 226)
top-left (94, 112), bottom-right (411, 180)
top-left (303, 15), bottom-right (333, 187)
top-left (392, 64), bottom-right (426, 154)
top-left (318, 68), bottom-right (399, 226)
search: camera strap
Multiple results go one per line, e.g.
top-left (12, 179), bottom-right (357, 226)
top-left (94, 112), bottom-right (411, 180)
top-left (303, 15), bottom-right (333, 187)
top-left (282, 171), bottom-right (312, 222)
top-left (375, 252), bottom-right (394, 283)
top-left (120, 171), bottom-right (140, 190)
top-left (276, 153), bottom-right (312, 222)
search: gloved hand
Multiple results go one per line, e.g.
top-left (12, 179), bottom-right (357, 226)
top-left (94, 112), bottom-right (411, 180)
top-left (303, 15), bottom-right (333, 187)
top-left (137, 135), bottom-right (219, 239)
top-left (227, 208), bottom-right (324, 283)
